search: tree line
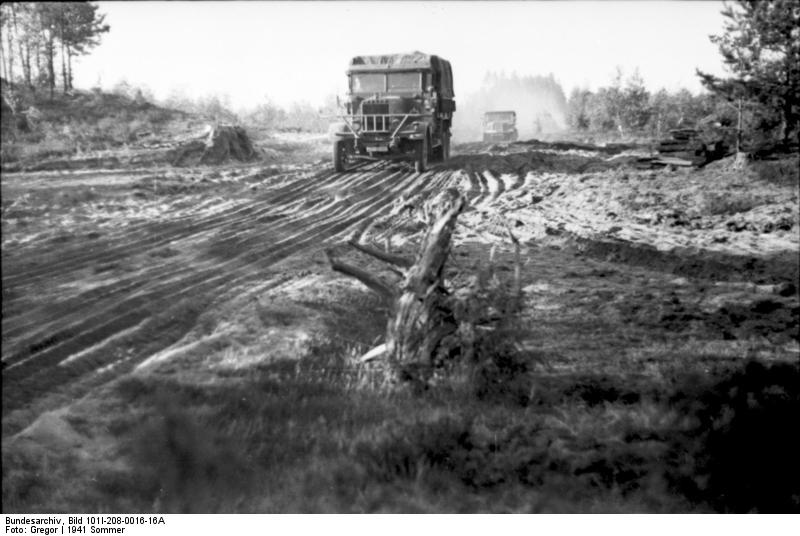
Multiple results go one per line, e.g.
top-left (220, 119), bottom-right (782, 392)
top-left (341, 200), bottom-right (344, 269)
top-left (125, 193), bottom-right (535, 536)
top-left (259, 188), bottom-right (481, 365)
top-left (569, 1), bottom-right (798, 151)
top-left (0, 2), bottom-right (109, 98)
top-left (152, 86), bottom-right (339, 133)
top-left (566, 70), bottom-right (721, 139)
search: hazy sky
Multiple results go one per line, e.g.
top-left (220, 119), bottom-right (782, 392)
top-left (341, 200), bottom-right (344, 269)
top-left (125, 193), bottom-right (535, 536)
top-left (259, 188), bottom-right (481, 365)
top-left (74, 1), bottom-right (729, 109)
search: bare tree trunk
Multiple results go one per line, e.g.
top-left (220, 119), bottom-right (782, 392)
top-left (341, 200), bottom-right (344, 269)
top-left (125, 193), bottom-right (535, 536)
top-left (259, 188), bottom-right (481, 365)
top-left (736, 96), bottom-right (743, 153)
top-left (0, 32), bottom-right (8, 81)
top-left (22, 40), bottom-right (31, 88)
top-left (45, 33), bottom-right (55, 99)
top-left (60, 38), bottom-right (67, 93)
top-left (35, 41), bottom-right (42, 89)
top-left (11, 3), bottom-right (31, 88)
top-left (67, 47), bottom-right (72, 90)
top-left (5, 16), bottom-right (15, 82)
top-left (387, 191), bottom-right (465, 378)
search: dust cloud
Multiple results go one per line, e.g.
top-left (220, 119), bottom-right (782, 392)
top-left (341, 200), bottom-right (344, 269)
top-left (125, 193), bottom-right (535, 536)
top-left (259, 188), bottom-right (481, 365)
top-left (452, 73), bottom-right (569, 142)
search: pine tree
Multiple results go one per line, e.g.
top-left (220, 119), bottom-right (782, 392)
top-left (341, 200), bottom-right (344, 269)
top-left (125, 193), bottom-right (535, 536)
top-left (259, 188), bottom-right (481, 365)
top-left (1, 2), bottom-right (108, 96)
top-left (697, 0), bottom-right (800, 148)
top-left (61, 2), bottom-right (109, 91)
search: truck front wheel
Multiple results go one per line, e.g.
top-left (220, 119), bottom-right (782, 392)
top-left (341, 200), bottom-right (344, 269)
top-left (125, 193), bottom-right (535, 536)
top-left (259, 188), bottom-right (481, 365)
top-left (414, 136), bottom-right (428, 173)
top-left (442, 131), bottom-right (451, 161)
top-left (333, 140), bottom-right (349, 173)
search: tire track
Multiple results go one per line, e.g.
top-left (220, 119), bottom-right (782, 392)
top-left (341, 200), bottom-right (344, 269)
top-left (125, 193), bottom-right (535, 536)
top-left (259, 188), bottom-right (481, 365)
top-left (1, 167), bottom-right (354, 287)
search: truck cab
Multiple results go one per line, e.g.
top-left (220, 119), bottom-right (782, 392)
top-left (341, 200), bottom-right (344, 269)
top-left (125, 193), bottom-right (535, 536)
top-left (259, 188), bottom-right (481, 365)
top-left (331, 52), bottom-right (455, 173)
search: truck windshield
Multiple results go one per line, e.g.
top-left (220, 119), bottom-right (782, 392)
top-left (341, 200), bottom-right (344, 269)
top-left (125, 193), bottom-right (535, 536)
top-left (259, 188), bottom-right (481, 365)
top-left (351, 72), bottom-right (422, 93)
top-left (485, 112), bottom-right (515, 123)
top-left (351, 74), bottom-right (385, 93)
top-left (387, 72), bottom-right (421, 91)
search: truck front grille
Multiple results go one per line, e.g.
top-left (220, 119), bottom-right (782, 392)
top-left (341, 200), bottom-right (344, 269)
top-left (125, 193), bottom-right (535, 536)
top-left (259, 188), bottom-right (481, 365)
top-left (362, 101), bottom-right (390, 115)
top-left (358, 100), bottom-right (393, 132)
top-left (361, 115), bottom-right (391, 132)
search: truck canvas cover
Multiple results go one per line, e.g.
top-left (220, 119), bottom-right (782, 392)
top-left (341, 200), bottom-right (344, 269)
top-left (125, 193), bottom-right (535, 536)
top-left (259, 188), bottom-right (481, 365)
top-left (348, 51), bottom-right (454, 99)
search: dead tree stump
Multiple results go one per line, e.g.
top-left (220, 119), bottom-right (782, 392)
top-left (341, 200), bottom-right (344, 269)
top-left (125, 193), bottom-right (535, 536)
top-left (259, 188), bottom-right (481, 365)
top-left (171, 124), bottom-right (257, 166)
top-left (326, 188), bottom-right (466, 385)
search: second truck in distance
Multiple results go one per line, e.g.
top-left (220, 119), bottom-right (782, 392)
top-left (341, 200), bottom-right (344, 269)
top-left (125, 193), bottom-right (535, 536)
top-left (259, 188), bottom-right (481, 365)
top-left (482, 110), bottom-right (518, 143)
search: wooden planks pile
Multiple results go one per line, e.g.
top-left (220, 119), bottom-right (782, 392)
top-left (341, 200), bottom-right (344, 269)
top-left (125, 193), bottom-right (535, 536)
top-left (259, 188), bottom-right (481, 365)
top-left (636, 128), bottom-right (718, 169)
top-left (655, 128), bottom-right (708, 166)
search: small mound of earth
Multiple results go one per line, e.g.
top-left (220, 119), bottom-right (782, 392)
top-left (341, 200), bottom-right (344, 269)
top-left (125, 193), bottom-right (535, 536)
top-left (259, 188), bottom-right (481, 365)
top-left (171, 125), bottom-right (257, 166)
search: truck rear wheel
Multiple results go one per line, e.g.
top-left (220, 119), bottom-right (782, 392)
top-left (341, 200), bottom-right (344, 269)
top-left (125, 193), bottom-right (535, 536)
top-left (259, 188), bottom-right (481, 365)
top-left (333, 140), bottom-right (349, 172)
top-left (414, 136), bottom-right (428, 173)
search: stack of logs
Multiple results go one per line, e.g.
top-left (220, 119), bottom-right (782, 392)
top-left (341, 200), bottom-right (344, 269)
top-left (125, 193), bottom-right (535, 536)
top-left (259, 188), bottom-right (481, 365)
top-left (655, 128), bottom-right (709, 167)
top-left (636, 128), bottom-right (726, 169)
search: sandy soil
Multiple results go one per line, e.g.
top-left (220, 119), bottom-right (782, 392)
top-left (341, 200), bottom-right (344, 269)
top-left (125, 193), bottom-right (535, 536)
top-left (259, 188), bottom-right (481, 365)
top-left (2, 137), bottom-right (798, 512)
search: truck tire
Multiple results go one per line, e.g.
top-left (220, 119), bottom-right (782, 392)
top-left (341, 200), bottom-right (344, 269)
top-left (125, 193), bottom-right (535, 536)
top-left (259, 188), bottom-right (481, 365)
top-left (333, 140), bottom-right (348, 172)
top-left (414, 135), bottom-right (428, 173)
top-left (431, 131), bottom-right (451, 163)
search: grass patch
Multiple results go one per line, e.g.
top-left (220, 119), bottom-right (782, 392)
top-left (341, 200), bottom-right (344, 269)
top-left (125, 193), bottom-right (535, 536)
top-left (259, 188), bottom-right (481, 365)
top-left (5, 326), bottom-right (797, 513)
top-left (752, 155), bottom-right (800, 187)
top-left (1, 88), bottom-right (188, 166)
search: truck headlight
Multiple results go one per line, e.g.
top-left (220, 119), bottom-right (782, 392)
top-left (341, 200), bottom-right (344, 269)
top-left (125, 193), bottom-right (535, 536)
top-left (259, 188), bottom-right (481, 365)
top-left (351, 121), bottom-right (361, 133)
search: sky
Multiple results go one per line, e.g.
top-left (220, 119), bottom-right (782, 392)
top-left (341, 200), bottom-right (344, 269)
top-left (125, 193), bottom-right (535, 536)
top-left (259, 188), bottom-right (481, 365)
top-left (74, 1), bottom-right (730, 109)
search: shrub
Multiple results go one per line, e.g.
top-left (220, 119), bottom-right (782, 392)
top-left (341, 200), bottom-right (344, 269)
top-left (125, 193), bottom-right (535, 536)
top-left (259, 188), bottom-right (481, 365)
top-left (449, 243), bottom-right (537, 404)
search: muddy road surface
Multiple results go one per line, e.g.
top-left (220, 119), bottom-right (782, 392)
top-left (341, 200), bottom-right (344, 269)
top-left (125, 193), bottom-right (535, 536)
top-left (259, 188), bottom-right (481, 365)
top-left (3, 142), bottom-right (798, 434)
top-left (2, 161), bottom-right (453, 424)
top-left (2, 139), bottom-right (799, 512)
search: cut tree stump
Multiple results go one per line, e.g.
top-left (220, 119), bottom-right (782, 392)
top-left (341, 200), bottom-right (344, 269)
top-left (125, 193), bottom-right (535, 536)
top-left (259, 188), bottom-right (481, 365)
top-left (171, 124), bottom-right (257, 166)
top-left (733, 151), bottom-right (750, 170)
top-left (326, 188), bottom-right (467, 385)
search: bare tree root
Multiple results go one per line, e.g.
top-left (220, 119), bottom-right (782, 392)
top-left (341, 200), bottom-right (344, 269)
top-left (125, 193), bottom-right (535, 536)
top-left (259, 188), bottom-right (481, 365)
top-left (324, 248), bottom-right (395, 301)
top-left (346, 238), bottom-right (413, 269)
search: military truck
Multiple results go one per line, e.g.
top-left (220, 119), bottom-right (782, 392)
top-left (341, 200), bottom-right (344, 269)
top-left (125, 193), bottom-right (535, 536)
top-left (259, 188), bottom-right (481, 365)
top-left (331, 52), bottom-right (455, 173)
top-left (482, 110), bottom-right (518, 142)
